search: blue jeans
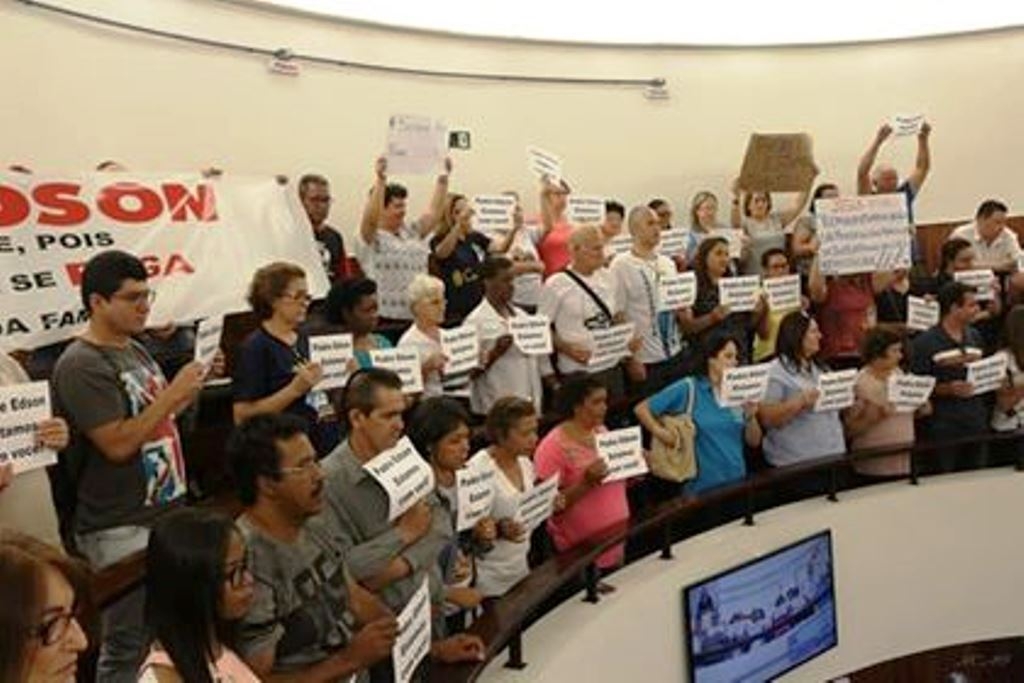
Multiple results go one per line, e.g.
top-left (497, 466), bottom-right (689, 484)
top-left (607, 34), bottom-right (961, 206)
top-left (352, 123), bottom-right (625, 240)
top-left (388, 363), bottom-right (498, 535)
top-left (76, 526), bottom-right (150, 683)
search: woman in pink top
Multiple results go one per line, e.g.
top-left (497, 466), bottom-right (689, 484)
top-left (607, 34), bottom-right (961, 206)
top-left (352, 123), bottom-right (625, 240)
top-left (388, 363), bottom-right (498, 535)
top-left (843, 327), bottom-right (931, 476)
top-left (536, 177), bottom-right (573, 277)
top-left (139, 508), bottom-right (259, 683)
top-left (534, 374), bottom-right (630, 579)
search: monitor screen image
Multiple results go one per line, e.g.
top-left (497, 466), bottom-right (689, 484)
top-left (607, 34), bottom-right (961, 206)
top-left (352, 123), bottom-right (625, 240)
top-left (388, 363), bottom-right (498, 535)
top-left (682, 530), bottom-right (837, 682)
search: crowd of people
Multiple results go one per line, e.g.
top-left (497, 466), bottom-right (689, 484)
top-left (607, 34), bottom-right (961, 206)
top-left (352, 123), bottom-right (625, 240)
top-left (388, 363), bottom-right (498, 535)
top-left (1, 119), bottom-right (1024, 682)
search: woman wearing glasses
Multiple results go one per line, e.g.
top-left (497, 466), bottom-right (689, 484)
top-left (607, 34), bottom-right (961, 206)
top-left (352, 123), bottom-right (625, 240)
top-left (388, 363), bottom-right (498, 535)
top-left (139, 507), bottom-right (258, 682)
top-left (234, 262), bottom-right (339, 455)
top-left (0, 531), bottom-right (91, 682)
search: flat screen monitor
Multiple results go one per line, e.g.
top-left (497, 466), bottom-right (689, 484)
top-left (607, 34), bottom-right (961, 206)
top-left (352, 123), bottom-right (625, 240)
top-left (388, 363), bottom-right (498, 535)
top-left (682, 530), bottom-right (837, 682)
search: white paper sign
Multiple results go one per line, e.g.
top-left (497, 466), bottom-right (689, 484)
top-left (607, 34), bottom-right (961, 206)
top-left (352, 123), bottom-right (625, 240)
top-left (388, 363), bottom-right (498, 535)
top-left (527, 146), bottom-right (563, 183)
top-left (966, 354), bottom-right (1008, 396)
top-left (370, 348), bottom-right (424, 394)
top-left (588, 322), bottom-right (635, 368)
top-left (719, 275), bottom-right (762, 313)
top-left (392, 579), bottom-right (431, 683)
top-left (953, 269), bottom-right (996, 302)
top-left (0, 382), bottom-right (56, 474)
top-left (472, 195), bottom-right (516, 236)
top-left (763, 275), bottom-right (801, 311)
top-left (658, 228), bottom-right (690, 258)
top-left (516, 474), bottom-right (560, 531)
top-left (903, 296), bottom-right (938, 332)
top-left (887, 374), bottom-right (936, 413)
top-left (440, 325), bottom-right (480, 377)
top-left (605, 234), bottom-right (634, 260)
top-left (567, 196), bottom-right (606, 225)
top-left (596, 426), bottom-right (647, 482)
top-left (816, 195), bottom-right (911, 275)
top-left (509, 314), bottom-right (553, 355)
top-left (455, 453), bottom-right (496, 533)
top-left (815, 369), bottom-right (858, 412)
top-left (308, 334), bottom-right (354, 390)
top-left (658, 271), bottom-right (697, 311)
top-left (721, 363), bottom-right (772, 407)
top-left (891, 114), bottom-right (925, 137)
top-left (363, 436), bottom-right (435, 522)
top-left (386, 114), bottom-right (447, 176)
top-left (193, 316), bottom-right (223, 373)
top-left (713, 229), bottom-right (744, 260)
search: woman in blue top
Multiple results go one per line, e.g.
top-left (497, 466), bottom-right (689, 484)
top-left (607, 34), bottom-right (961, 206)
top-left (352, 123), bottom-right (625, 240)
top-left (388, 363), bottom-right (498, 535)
top-left (635, 332), bottom-right (763, 495)
top-left (324, 277), bottom-right (393, 369)
top-left (758, 311), bottom-right (846, 467)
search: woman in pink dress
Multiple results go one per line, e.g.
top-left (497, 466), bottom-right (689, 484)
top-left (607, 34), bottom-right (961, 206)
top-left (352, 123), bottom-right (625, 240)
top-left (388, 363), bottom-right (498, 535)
top-left (534, 374), bottom-right (630, 582)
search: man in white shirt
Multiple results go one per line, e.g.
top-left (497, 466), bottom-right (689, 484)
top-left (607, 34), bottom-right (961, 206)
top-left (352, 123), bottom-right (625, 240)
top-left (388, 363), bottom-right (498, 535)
top-left (611, 205), bottom-right (691, 393)
top-left (356, 156), bottom-right (451, 320)
top-left (465, 257), bottom-right (546, 415)
top-left (950, 199), bottom-right (1024, 301)
top-left (539, 225), bottom-right (636, 396)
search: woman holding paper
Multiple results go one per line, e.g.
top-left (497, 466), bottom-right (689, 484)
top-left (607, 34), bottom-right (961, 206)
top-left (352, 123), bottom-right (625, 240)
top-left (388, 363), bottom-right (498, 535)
top-left (843, 327), bottom-right (929, 477)
top-left (681, 237), bottom-right (766, 360)
top-left (0, 353), bottom-right (69, 547)
top-left (808, 249), bottom-right (889, 364)
top-left (730, 180), bottom-right (812, 276)
top-left (534, 374), bottom-right (628, 579)
top-left (635, 332), bottom-right (762, 496)
top-left (324, 277), bottom-right (393, 369)
top-left (685, 191), bottom-right (747, 268)
top-left (398, 274), bottom-right (451, 398)
top-left (759, 311), bottom-right (846, 467)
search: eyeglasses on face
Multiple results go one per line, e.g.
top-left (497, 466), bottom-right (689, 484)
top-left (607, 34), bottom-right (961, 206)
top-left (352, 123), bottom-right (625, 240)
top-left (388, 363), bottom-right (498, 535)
top-left (30, 605), bottom-right (80, 647)
top-left (221, 557), bottom-right (251, 589)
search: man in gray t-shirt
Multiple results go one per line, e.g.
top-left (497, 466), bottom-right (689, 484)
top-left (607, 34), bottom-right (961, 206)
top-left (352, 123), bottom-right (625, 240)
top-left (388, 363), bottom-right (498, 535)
top-left (229, 413), bottom-right (397, 681)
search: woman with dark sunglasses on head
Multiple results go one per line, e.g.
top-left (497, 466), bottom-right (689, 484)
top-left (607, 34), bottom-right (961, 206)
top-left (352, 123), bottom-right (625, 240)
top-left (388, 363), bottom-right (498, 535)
top-left (0, 530), bottom-right (91, 682)
top-left (139, 507), bottom-right (258, 683)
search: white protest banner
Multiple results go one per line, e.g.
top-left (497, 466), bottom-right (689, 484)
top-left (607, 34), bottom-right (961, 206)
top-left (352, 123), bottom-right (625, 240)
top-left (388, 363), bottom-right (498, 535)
top-left (891, 114), bottom-right (925, 137)
top-left (567, 196), bottom-right (606, 225)
top-left (193, 316), bottom-right (223, 374)
top-left (527, 146), bottom-right (563, 183)
top-left (657, 228), bottom-right (690, 258)
top-left (588, 322), bottom-right (635, 369)
top-left (0, 172), bottom-right (329, 351)
top-left (392, 579), bottom-right (431, 683)
top-left (596, 426), bottom-right (647, 482)
top-left (472, 195), bottom-right (516, 236)
top-left (509, 314), bottom-right (552, 355)
top-left (906, 296), bottom-right (939, 332)
top-left (887, 374), bottom-right (936, 413)
top-left (604, 234), bottom-right (633, 260)
top-left (658, 271), bottom-right (697, 311)
top-left (713, 229), bottom-right (744, 260)
top-left (721, 363), bottom-right (772, 407)
top-left (816, 195), bottom-right (911, 276)
top-left (517, 475), bottom-right (561, 531)
top-left (385, 114), bottom-right (448, 176)
top-left (719, 275), bottom-right (761, 313)
top-left (953, 269), bottom-right (996, 302)
top-left (0, 381), bottom-right (56, 474)
top-left (309, 334), bottom-right (354, 390)
top-left (370, 348), bottom-right (424, 394)
top-left (763, 274), bottom-right (801, 311)
top-left (815, 369), bottom-right (858, 412)
top-left (455, 453), bottom-right (497, 533)
top-left (363, 436), bottom-right (435, 522)
top-left (966, 354), bottom-right (1008, 396)
top-left (440, 325), bottom-right (480, 377)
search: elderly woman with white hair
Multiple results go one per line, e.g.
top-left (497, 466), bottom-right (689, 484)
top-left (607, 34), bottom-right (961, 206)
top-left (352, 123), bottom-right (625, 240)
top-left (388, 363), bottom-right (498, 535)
top-left (398, 273), bottom-right (452, 397)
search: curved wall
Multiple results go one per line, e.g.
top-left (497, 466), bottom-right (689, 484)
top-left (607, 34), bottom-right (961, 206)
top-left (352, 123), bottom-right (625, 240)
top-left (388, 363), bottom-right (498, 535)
top-left (479, 470), bottom-right (1024, 682)
top-left (2, 0), bottom-right (1024, 234)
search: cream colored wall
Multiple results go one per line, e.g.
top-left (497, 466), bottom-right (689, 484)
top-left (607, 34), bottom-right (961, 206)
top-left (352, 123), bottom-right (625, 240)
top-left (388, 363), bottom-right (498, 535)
top-left (3, 0), bottom-right (1023, 240)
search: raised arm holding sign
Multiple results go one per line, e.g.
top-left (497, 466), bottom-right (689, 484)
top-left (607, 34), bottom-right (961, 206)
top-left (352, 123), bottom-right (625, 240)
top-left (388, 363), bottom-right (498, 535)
top-left (386, 114), bottom-right (448, 176)
top-left (816, 195), bottom-right (911, 275)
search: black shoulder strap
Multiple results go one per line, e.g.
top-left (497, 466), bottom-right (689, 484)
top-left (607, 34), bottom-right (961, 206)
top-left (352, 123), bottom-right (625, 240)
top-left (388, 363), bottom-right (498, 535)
top-left (561, 268), bottom-right (613, 321)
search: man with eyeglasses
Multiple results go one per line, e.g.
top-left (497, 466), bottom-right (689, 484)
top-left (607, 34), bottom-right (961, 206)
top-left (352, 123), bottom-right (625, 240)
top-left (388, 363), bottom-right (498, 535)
top-left (230, 413), bottom-right (399, 682)
top-left (300, 173), bottom-right (352, 283)
top-left (50, 249), bottom-right (205, 682)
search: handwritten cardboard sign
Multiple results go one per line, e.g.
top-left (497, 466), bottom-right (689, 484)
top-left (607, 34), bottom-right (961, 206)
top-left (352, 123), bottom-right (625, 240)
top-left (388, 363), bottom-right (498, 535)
top-left (737, 133), bottom-right (819, 193)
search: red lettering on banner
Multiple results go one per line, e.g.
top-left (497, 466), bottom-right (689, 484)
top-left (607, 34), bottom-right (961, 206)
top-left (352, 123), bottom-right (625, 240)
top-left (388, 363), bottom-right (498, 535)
top-left (0, 185), bottom-right (31, 228)
top-left (162, 183), bottom-right (218, 222)
top-left (97, 184), bottom-right (164, 223)
top-left (34, 183), bottom-right (91, 226)
top-left (64, 253), bottom-right (196, 286)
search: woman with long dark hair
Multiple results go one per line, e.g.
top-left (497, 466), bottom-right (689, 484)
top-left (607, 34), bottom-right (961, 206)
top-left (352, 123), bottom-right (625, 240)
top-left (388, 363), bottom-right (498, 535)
top-left (140, 507), bottom-right (258, 682)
